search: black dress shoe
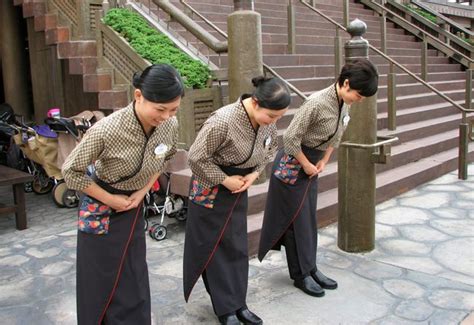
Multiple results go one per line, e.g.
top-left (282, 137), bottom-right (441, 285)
top-left (236, 307), bottom-right (263, 325)
top-left (218, 313), bottom-right (240, 325)
top-left (311, 269), bottom-right (338, 290)
top-left (294, 276), bottom-right (325, 297)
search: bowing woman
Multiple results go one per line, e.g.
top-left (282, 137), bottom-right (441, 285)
top-left (183, 77), bottom-right (290, 325)
top-left (62, 64), bottom-right (184, 325)
top-left (258, 59), bottom-right (378, 297)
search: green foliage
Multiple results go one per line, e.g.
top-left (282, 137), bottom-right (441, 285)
top-left (404, 4), bottom-right (437, 24)
top-left (103, 8), bottom-right (211, 89)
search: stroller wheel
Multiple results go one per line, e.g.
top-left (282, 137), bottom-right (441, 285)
top-left (52, 181), bottom-right (67, 207)
top-left (174, 209), bottom-right (187, 222)
top-left (33, 175), bottom-right (53, 195)
top-left (149, 224), bottom-right (167, 241)
top-left (144, 216), bottom-right (149, 232)
top-left (62, 189), bottom-right (79, 208)
top-left (24, 181), bottom-right (33, 193)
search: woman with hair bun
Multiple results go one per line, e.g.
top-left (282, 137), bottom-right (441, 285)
top-left (63, 63), bottom-right (184, 325)
top-left (183, 76), bottom-right (291, 324)
top-left (258, 58), bottom-right (379, 298)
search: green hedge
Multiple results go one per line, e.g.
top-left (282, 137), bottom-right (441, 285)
top-left (103, 8), bottom-right (211, 89)
top-left (405, 4), bottom-right (437, 24)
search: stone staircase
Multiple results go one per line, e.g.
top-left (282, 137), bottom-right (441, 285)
top-left (14, 0), bottom-right (473, 255)
top-left (14, 0), bottom-right (130, 111)
top-left (164, 0), bottom-right (474, 254)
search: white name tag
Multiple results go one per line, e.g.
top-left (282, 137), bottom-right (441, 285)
top-left (342, 115), bottom-right (350, 126)
top-left (154, 143), bottom-right (168, 157)
top-left (264, 136), bottom-right (272, 148)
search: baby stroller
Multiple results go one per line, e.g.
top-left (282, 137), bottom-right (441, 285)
top-left (144, 172), bottom-right (187, 241)
top-left (0, 105), bottom-right (58, 195)
top-left (44, 110), bottom-right (103, 208)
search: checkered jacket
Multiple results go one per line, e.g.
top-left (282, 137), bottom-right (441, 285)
top-left (284, 84), bottom-right (350, 156)
top-left (188, 96), bottom-right (278, 188)
top-left (62, 102), bottom-right (178, 191)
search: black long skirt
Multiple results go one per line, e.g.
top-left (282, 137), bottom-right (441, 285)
top-left (76, 184), bottom-right (150, 325)
top-left (258, 146), bottom-right (324, 277)
top-left (183, 166), bottom-right (252, 317)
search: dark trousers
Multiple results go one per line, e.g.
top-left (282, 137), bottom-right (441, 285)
top-left (282, 226), bottom-right (316, 280)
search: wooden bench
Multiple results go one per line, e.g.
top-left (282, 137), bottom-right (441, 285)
top-left (0, 165), bottom-right (33, 230)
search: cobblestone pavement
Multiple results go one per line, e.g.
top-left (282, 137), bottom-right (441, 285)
top-left (0, 165), bottom-right (473, 324)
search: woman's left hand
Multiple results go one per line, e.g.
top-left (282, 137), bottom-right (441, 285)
top-left (233, 172), bottom-right (260, 193)
top-left (314, 159), bottom-right (327, 174)
top-left (128, 189), bottom-right (148, 209)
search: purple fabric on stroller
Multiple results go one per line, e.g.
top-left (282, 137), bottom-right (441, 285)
top-left (33, 125), bottom-right (57, 138)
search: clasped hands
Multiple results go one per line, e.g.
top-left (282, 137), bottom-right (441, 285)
top-left (222, 172), bottom-right (259, 193)
top-left (103, 188), bottom-right (148, 212)
top-left (302, 159), bottom-right (327, 178)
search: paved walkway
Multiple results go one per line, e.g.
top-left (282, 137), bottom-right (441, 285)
top-left (0, 165), bottom-right (473, 324)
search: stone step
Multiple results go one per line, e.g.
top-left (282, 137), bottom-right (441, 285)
top-left (261, 34), bottom-right (418, 48)
top-left (83, 73), bottom-right (113, 93)
top-left (262, 43), bottom-right (438, 56)
top-left (98, 89), bottom-right (129, 110)
top-left (33, 12), bottom-right (58, 32)
top-left (21, 0), bottom-right (46, 18)
top-left (45, 26), bottom-right (70, 45)
top-left (209, 53), bottom-right (449, 67)
top-left (57, 41), bottom-right (97, 59)
top-left (68, 57), bottom-right (99, 75)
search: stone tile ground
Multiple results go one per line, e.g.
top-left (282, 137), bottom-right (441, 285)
top-left (0, 165), bottom-right (473, 324)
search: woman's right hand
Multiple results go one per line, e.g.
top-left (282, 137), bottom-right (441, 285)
top-left (302, 162), bottom-right (319, 178)
top-left (221, 175), bottom-right (245, 192)
top-left (105, 194), bottom-right (133, 212)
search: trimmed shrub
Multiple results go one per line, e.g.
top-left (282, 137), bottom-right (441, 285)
top-left (103, 8), bottom-right (211, 89)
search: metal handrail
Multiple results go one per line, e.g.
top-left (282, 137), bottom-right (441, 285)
top-left (368, 0), bottom-right (473, 64)
top-left (300, 0), bottom-right (474, 116)
top-left (341, 135), bottom-right (399, 149)
top-left (411, 0), bottom-right (473, 37)
top-left (180, 0), bottom-right (308, 101)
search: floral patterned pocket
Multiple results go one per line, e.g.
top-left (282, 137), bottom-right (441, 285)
top-left (273, 154), bottom-right (302, 185)
top-left (189, 179), bottom-right (219, 209)
top-left (78, 196), bottom-right (112, 235)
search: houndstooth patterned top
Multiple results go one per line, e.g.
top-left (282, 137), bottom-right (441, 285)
top-left (283, 83), bottom-right (350, 157)
top-left (188, 95), bottom-right (278, 188)
top-left (62, 102), bottom-right (178, 191)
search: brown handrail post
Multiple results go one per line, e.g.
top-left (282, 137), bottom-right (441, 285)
top-left (380, 10), bottom-right (387, 54)
top-left (343, 0), bottom-right (350, 28)
top-left (287, 0), bottom-right (296, 54)
top-left (421, 35), bottom-right (428, 81)
top-left (388, 62), bottom-right (397, 130)
top-left (459, 120), bottom-right (469, 180)
top-left (334, 28), bottom-right (343, 81)
top-left (459, 69), bottom-right (473, 179)
top-left (338, 19), bottom-right (378, 253)
top-left (466, 69), bottom-right (473, 112)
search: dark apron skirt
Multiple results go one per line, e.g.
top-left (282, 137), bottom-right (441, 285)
top-left (76, 177), bottom-right (151, 325)
top-left (183, 166), bottom-right (252, 316)
top-left (258, 146), bottom-right (324, 277)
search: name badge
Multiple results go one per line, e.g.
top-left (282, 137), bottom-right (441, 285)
top-left (154, 143), bottom-right (168, 157)
top-left (264, 136), bottom-right (272, 148)
top-left (342, 115), bottom-right (350, 126)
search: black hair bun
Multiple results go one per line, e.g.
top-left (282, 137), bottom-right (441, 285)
top-left (251, 76), bottom-right (272, 88)
top-left (132, 71), bottom-right (142, 88)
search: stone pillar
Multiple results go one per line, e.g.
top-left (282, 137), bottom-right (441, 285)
top-left (0, 2), bottom-right (32, 118)
top-left (227, 0), bottom-right (263, 102)
top-left (338, 19), bottom-right (377, 253)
